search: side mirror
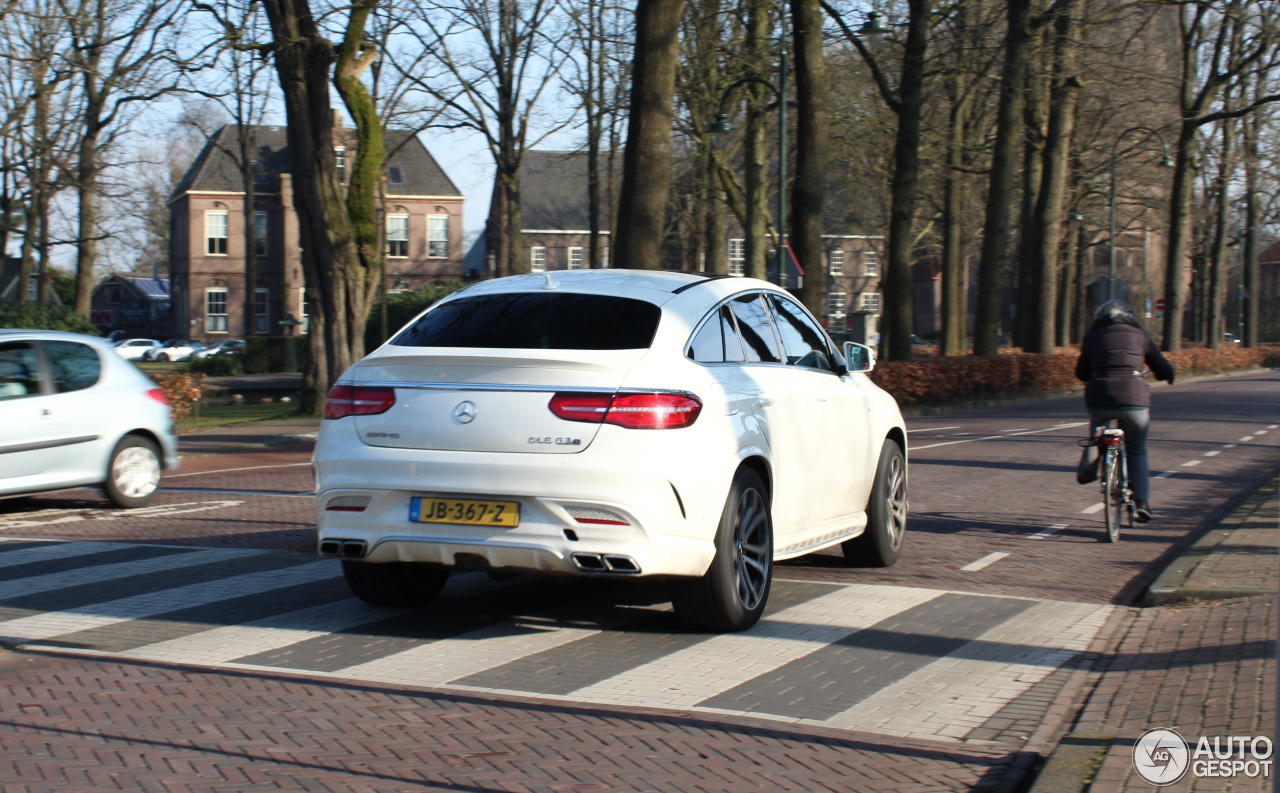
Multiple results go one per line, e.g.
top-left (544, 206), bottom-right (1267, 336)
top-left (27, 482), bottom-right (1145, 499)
top-left (843, 341), bottom-right (876, 373)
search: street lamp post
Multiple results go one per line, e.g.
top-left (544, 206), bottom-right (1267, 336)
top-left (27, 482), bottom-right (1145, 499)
top-left (1109, 126), bottom-right (1174, 303)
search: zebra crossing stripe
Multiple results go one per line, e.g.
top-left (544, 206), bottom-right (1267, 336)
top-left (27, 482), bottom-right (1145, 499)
top-left (822, 600), bottom-right (1113, 739)
top-left (0, 547), bottom-right (259, 602)
top-left (697, 593), bottom-right (1033, 722)
top-left (3, 561), bottom-right (338, 645)
top-left (566, 583), bottom-right (939, 711)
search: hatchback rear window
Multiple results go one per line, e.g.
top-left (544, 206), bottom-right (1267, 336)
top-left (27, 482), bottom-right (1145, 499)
top-left (391, 293), bottom-right (662, 350)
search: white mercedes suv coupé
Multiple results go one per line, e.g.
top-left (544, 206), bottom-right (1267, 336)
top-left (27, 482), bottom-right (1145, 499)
top-left (313, 270), bottom-right (907, 631)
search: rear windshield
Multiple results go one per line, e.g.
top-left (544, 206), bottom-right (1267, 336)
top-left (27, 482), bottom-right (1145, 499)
top-left (390, 293), bottom-right (662, 350)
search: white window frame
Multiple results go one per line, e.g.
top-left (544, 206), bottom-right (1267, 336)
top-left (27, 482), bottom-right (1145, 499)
top-left (858, 292), bottom-right (881, 314)
top-left (206, 288), bottom-right (229, 333)
top-left (728, 238), bottom-right (745, 277)
top-left (254, 288), bottom-right (270, 334)
top-left (530, 246), bottom-right (547, 273)
top-left (253, 211), bottom-right (268, 257)
top-left (863, 249), bottom-right (879, 276)
top-left (601, 246), bottom-right (609, 269)
top-left (829, 249), bottom-right (845, 277)
top-left (827, 291), bottom-right (847, 319)
top-left (427, 215), bottom-right (448, 259)
top-left (206, 211), bottom-right (228, 256)
top-left (334, 147), bottom-right (346, 182)
top-left (567, 247), bottom-right (584, 270)
top-left (386, 214), bottom-right (409, 258)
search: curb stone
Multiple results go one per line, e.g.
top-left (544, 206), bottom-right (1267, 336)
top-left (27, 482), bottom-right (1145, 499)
top-left (1142, 476), bottom-right (1278, 606)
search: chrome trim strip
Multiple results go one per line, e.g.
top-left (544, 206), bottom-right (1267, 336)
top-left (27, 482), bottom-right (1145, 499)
top-left (341, 381), bottom-right (694, 396)
top-left (0, 435), bottom-right (99, 455)
top-left (368, 534), bottom-right (566, 561)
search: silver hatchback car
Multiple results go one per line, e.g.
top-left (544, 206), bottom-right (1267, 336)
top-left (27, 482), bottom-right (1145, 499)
top-left (0, 330), bottom-right (180, 507)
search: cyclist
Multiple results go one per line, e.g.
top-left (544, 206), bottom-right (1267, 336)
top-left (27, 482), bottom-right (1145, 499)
top-left (1074, 300), bottom-right (1175, 522)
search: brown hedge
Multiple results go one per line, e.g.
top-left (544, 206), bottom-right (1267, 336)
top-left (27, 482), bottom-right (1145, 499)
top-left (149, 372), bottom-right (204, 420)
top-left (870, 344), bottom-right (1280, 406)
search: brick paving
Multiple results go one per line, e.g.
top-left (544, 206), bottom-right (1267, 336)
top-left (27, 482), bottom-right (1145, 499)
top-left (1033, 482), bottom-right (1279, 792)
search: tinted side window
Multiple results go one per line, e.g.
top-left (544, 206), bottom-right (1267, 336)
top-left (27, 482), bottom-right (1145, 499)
top-left (728, 294), bottom-right (782, 363)
top-left (0, 343), bottom-right (45, 400)
top-left (688, 304), bottom-right (746, 363)
top-left (45, 341), bottom-right (102, 392)
top-left (392, 293), bottom-right (662, 350)
top-left (768, 295), bottom-right (834, 371)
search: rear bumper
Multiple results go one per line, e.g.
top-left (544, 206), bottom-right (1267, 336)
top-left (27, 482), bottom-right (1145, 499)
top-left (314, 419), bottom-right (728, 578)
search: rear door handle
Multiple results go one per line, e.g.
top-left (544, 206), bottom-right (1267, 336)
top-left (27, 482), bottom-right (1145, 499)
top-left (757, 394), bottom-right (775, 408)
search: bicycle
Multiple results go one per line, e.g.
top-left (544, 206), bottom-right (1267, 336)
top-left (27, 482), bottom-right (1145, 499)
top-left (1078, 426), bottom-right (1134, 542)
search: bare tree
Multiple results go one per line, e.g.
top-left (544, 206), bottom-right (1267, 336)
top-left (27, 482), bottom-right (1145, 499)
top-left (790, 0), bottom-right (828, 319)
top-left (392, 0), bottom-right (568, 278)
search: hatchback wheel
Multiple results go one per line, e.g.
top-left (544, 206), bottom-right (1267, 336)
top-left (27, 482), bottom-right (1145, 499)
top-left (342, 560), bottom-right (450, 607)
top-left (156, 353), bottom-right (170, 362)
top-left (672, 467), bottom-right (772, 632)
top-left (104, 436), bottom-right (162, 508)
top-left (842, 440), bottom-right (907, 567)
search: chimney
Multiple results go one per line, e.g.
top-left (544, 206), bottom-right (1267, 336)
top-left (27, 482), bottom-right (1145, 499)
top-left (332, 109), bottom-right (342, 129)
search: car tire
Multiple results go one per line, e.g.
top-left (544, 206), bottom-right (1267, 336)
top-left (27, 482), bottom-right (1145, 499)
top-left (671, 467), bottom-right (772, 632)
top-left (156, 353), bottom-right (169, 362)
top-left (103, 435), bottom-right (162, 508)
top-left (842, 439), bottom-right (907, 567)
top-left (342, 560), bottom-right (450, 607)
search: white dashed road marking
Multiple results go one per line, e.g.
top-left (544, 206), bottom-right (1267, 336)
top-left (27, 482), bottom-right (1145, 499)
top-left (1081, 503), bottom-right (1105, 514)
top-left (1028, 524), bottom-right (1068, 540)
top-left (1239, 437), bottom-right (1255, 442)
top-left (1182, 460), bottom-right (1202, 467)
top-left (1204, 450), bottom-right (1220, 457)
top-left (1269, 425), bottom-right (1278, 430)
top-left (1254, 430), bottom-right (1268, 436)
top-left (907, 426), bottom-right (960, 433)
top-left (911, 422), bottom-right (1088, 452)
top-left (1156, 471), bottom-right (1176, 479)
top-left (960, 552), bottom-right (1010, 572)
top-left (1223, 444), bottom-right (1237, 449)
top-left (166, 462), bottom-right (312, 479)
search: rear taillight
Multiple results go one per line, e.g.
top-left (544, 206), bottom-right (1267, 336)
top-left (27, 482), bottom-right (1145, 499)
top-left (146, 388), bottom-right (168, 405)
top-left (324, 385), bottom-right (396, 420)
top-left (549, 391), bottom-right (702, 430)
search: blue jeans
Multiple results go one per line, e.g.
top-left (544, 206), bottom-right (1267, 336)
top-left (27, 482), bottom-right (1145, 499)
top-left (1088, 407), bottom-right (1151, 500)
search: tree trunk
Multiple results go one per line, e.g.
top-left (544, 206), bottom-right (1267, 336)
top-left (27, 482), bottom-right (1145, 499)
top-left (790, 0), bottom-right (828, 320)
top-left (1206, 112), bottom-right (1233, 351)
top-left (879, 0), bottom-right (929, 361)
top-left (1029, 3), bottom-right (1080, 355)
top-left (743, 0), bottom-right (769, 280)
top-left (1242, 111), bottom-right (1259, 347)
top-left (262, 0), bottom-right (362, 412)
top-left (74, 118), bottom-right (102, 316)
top-left (1013, 31), bottom-right (1049, 351)
top-left (613, 0), bottom-right (685, 271)
top-left (1056, 223), bottom-right (1077, 347)
top-left (974, 0), bottom-right (1033, 358)
top-left (1160, 122), bottom-right (1197, 352)
top-left (940, 81), bottom-right (971, 356)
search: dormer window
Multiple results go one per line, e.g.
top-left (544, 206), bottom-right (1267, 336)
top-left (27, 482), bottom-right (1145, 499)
top-left (388, 164), bottom-right (404, 185)
top-left (251, 160), bottom-right (269, 186)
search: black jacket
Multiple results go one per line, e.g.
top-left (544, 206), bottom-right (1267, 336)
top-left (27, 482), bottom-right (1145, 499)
top-left (1074, 320), bottom-right (1175, 408)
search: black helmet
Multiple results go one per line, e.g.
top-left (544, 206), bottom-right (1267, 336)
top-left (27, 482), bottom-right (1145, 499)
top-left (1094, 299), bottom-right (1137, 326)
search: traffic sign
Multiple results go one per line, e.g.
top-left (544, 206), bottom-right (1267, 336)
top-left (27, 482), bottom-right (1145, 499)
top-left (1154, 298), bottom-right (1165, 317)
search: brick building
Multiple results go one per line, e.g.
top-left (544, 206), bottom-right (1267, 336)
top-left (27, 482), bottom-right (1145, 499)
top-left (88, 273), bottom-right (171, 340)
top-left (169, 124), bottom-right (465, 342)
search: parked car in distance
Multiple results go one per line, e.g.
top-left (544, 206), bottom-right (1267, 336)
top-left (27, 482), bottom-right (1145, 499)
top-left (314, 270), bottom-right (908, 633)
top-left (0, 329), bottom-right (179, 507)
top-left (191, 339), bottom-right (245, 359)
top-left (112, 338), bottom-right (161, 360)
top-left (1224, 333), bottom-right (1241, 344)
top-left (143, 340), bottom-right (205, 362)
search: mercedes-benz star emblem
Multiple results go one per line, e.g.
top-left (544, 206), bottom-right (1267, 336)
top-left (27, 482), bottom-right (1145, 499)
top-left (452, 401), bottom-right (477, 424)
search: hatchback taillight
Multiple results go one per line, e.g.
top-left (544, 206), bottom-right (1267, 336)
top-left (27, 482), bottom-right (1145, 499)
top-left (146, 388), bottom-right (168, 405)
top-left (324, 385), bottom-right (396, 420)
top-left (549, 391), bottom-right (702, 430)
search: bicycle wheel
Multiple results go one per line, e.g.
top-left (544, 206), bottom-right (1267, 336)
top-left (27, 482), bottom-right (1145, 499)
top-left (1103, 449), bottom-right (1122, 543)
top-left (1122, 450), bottom-right (1136, 528)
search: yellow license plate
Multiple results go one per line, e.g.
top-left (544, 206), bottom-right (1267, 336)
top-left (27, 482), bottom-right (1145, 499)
top-left (410, 497), bottom-right (520, 527)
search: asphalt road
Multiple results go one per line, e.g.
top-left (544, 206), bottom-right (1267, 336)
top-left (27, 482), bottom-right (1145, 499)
top-left (0, 369), bottom-right (1276, 791)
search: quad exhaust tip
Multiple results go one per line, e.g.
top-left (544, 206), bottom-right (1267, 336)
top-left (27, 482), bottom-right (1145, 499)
top-left (319, 539), bottom-right (367, 559)
top-left (571, 552), bottom-right (640, 575)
